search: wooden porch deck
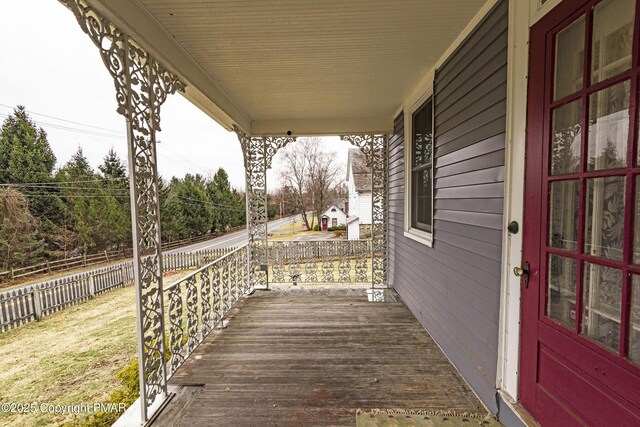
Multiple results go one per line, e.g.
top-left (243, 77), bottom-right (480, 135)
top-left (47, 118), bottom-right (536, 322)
top-left (154, 287), bottom-right (487, 426)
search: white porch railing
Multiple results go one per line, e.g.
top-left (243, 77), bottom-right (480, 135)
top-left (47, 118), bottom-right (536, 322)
top-left (268, 240), bottom-right (373, 284)
top-left (164, 240), bottom-right (377, 379)
top-left (0, 247), bottom-right (233, 332)
top-left (165, 244), bottom-right (249, 377)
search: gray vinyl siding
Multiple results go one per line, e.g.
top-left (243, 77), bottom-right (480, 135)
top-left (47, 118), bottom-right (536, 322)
top-left (389, 0), bottom-right (507, 414)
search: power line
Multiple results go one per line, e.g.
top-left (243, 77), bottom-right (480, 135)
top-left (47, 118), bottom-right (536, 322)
top-left (0, 177), bottom-right (128, 186)
top-left (4, 184), bottom-right (128, 192)
top-left (176, 195), bottom-right (244, 211)
top-left (158, 143), bottom-right (212, 176)
top-left (19, 193), bottom-right (129, 199)
top-left (171, 195), bottom-right (244, 212)
top-left (0, 104), bottom-right (124, 134)
top-left (14, 189), bottom-right (243, 211)
top-left (0, 107), bottom-right (228, 178)
top-left (0, 113), bottom-right (124, 140)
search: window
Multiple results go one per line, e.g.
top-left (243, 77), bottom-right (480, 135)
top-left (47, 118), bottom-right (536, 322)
top-left (411, 97), bottom-right (433, 233)
top-left (332, 218), bottom-right (337, 227)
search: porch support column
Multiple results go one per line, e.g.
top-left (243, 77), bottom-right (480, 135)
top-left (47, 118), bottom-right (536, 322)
top-left (60, 1), bottom-right (185, 423)
top-left (234, 127), bottom-right (295, 290)
top-left (341, 135), bottom-right (389, 289)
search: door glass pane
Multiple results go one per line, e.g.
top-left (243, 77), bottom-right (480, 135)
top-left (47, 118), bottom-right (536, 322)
top-left (588, 80), bottom-right (630, 170)
top-left (548, 254), bottom-right (578, 329)
top-left (581, 262), bottom-right (622, 352)
top-left (635, 176), bottom-right (640, 264)
top-left (551, 100), bottom-right (582, 175)
top-left (585, 177), bottom-right (625, 261)
top-left (549, 180), bottom-right (579, 251)
top-left (555, 16), bottom-right (585, 100)
top-left (591, 0), bottom-right (634, 84)
top-left (630, 275), bottom-right (640, 364)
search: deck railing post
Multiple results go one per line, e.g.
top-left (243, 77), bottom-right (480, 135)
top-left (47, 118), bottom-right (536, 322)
top-left (120, 264), bottom-right (126, 286)
top-left (234, 128), bottom-right (295, 291)
top-left (32, 287), bottom-right (43, 320)
top-left (234, 254), bottom-right (239, 301)
top-left (0, 295), bottom-right (5, 330)
top-left (341, 135), bottom-right (389, 288)
top-left (60, 1), bottom-right (186, 423)
top-left (217, 264), bottom-right (224, 326)
top-left (88, 275), bottom-right (96, 297)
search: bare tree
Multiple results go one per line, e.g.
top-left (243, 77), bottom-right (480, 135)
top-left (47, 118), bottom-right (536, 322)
top-left (306, 143), bottom-right (343, 227)
top-left (278, 137), bottom-right (344, 230)
top-left (279, 138), bottom-right (313, 229)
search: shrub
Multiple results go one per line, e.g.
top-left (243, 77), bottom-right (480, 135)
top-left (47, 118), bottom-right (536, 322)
top-left (65, 359), bottom-right (139, 427)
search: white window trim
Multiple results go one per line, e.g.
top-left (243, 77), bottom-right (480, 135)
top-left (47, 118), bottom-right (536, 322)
top-left (403, 84), bottom-right (434, 247)
top-left (403, 228), bottom-right (433, 246)
top-left (530, 0), bottom-right (563, 24)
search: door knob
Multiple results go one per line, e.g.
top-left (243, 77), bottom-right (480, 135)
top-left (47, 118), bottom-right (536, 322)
top-left (514, 261), bottom-right (530, 288)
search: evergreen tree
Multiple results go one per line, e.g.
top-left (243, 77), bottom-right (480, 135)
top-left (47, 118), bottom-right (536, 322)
top-left (55, 148), bottom-right (96, 254)
top-left (229, 189), bottom-right (246, 228)
top-left (160, 174), bottom-right (214, 240)
top-left (0, 188), bottom-right (44, 270)
top-left (55, 148), bottom-right (127, 253)
top-left (60, 147), bottom-right (93, 178)
top-left (207, 168), bottom-right (246, 231)
top-left (0, 106), bottom-right (56, 184)
top-left (207, 168), bottom-right (229, 231)
top-left (0, 106), bottom-right (62, 257)
top-left (98, 148), bottom-right (127, 181)
top-left (99, 148), bottom-right (131, 248)
top-left (179, 174), bottom-right (214, 236)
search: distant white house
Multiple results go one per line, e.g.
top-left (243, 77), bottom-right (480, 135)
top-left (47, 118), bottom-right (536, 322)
top-left (320, 205), bottom-right (347, 231)
top-left (345, 148), bottom-right (372, 240)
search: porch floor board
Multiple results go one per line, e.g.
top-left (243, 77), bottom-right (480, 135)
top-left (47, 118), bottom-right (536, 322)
top-left (156, 287), bottom-right (487, 426)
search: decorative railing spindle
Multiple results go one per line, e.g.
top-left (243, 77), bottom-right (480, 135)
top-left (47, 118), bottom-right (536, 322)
top-left (164, 245), bottom-right (249, 378)
top-left (268, 240), bottom-right (373, 285)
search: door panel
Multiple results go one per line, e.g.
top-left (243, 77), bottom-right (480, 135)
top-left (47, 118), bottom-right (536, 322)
top-left (522, 0), bottom-right (640, 424)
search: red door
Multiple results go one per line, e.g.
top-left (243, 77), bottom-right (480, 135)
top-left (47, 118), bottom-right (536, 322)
top-left (322, 217), bottom-right (328, 231)
top-left (522, 0), bottom-right (640, 424)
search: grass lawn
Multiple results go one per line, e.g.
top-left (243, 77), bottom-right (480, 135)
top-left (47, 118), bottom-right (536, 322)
top-left (0, 268), bottom-right (195, 427)
top-left (0, 285), bottom-right (138, 427)
top-left (269, 219), bottom-right (327, 241)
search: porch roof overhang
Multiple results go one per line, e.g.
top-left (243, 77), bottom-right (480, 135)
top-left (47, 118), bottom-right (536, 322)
top-left (85, 0), bottom-right (485, 136)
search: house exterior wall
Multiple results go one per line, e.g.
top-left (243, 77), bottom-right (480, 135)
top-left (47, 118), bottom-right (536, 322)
top-left (348, 167), bottom-right (358, 216)
top-left (347, 219), bottom-right (360, 240)
top-left (321, 206), bottom-right (347, 227)
top-left (356, 193), bottom-right (372, 225)
top-left (389, 0), bottom-right (508, 413)
top-left (347, 167), bottom-right (372, 225)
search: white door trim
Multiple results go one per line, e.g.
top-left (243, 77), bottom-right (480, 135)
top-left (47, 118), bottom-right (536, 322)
top-left (496, 0), bottom-right (531, 401)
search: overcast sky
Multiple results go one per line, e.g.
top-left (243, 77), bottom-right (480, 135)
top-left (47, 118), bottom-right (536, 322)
top-left (0, 0), bottom-right (349, 190)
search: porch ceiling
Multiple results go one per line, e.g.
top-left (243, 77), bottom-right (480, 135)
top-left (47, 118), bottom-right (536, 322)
top-left (89, 0), bottom-right (485, 135)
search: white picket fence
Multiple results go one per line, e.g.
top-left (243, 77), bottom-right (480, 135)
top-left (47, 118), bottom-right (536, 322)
top-left (0, 247), bottom-right (234, 332)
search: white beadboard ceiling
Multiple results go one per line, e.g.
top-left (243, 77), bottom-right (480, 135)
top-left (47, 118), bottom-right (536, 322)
top-left (92, 0), bottom-right (486, 134)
